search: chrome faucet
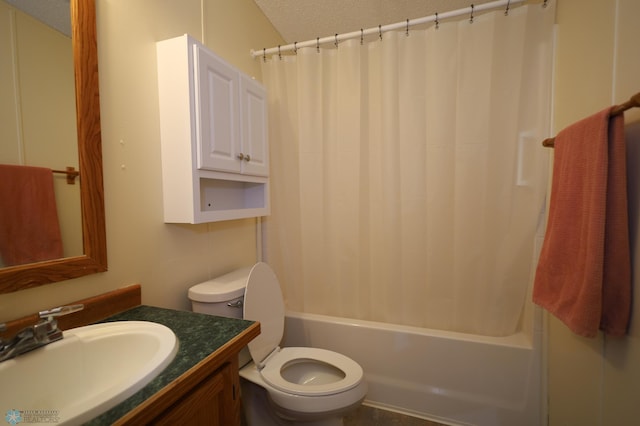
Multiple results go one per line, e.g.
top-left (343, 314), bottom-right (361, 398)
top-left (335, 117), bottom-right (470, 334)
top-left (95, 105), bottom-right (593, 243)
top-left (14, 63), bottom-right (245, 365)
top-left (0, 304), bottom-right (84, 362)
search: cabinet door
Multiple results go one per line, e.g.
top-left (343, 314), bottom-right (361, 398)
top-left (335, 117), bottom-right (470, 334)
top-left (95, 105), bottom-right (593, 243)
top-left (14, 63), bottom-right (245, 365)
top-left (151, 363), bottom-right (239, 426)
top-left (239, 75), bottom-right (269, 177)
top-left (194, 44), bottom-right (241, 173)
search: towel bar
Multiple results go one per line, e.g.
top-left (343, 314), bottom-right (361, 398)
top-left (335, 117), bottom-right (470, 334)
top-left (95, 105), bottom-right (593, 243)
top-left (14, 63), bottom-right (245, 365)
top-left (52, 166), bottom-right (80, 185)
top-left (542, 92), bottom-right (640, 148)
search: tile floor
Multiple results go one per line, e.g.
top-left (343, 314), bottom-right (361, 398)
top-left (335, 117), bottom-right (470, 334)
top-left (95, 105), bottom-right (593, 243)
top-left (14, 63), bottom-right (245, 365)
top-left (344, 405), bottom-right (447, 426)
top-left (241, 403), bottom-right (449, 425)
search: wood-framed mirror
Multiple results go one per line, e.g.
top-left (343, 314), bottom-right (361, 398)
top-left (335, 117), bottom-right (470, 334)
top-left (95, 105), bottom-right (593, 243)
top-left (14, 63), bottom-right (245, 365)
top-left (0, 0), bottom-right (107, 293)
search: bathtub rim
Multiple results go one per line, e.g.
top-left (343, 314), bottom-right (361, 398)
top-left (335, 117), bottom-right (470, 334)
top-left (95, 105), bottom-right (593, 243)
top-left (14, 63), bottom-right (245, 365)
top-left (284, 310), bottom-right (534, 349)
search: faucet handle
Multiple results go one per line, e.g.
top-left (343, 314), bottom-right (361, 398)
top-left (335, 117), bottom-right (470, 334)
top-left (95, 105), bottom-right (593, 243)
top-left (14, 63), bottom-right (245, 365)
top-left (38, 304), bottom-right (84, 320)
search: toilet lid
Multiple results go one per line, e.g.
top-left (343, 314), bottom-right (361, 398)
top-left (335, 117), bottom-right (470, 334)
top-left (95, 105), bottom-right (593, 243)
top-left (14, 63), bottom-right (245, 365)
top-left (243, 262), bottom-right (285, 366)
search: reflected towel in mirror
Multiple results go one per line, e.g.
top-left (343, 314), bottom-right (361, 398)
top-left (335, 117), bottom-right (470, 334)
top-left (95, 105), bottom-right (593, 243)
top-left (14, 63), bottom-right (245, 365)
top-left (0, 164), bottom-right (63, 266)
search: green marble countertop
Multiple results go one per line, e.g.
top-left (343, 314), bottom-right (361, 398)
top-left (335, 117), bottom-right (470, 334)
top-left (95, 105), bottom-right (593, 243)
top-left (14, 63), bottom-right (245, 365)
top-left (85, 305), bottom-right (255, 425)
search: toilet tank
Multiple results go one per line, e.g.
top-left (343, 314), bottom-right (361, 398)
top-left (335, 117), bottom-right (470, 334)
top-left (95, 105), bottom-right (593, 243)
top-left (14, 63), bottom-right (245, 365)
top-left (188, 266), bottom-right (253, 319)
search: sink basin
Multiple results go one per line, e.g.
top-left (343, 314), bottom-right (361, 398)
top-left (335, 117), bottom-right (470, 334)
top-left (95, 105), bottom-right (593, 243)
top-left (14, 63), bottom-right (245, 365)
top-left (0, 320), bottom-right (178, 425)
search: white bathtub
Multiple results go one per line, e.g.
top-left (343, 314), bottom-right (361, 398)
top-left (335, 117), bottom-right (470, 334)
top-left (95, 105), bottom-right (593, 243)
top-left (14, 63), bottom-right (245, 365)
top-left (282, 311), bottom-right (544, 426)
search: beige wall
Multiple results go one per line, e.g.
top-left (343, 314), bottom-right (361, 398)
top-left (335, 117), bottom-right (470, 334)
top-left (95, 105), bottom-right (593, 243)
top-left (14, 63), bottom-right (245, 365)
top-left (549, 0), bottom-right (640, 425)
top-left (4, 0), bottom-right (640, 423)
top-left (0, 0), bottom-right (283, 321)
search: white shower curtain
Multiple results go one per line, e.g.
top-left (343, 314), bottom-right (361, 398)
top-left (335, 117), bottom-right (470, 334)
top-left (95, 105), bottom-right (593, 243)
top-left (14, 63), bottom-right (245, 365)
top-left (261, 4), bottom-right (555, 336)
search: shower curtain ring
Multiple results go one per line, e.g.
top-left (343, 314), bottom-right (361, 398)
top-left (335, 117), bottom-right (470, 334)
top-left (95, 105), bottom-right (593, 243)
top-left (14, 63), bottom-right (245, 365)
top-left (335, 34), bottom-right (339, 48)
top-left (504, 0), bottom-right (511, 15)
top-left (317, 37), bottom-right (320, 53)
top-left (262, 48), bottom-right (266, 63)
top-left (435, 12), bottom-right (439, 29)
top-left (294, 42), bottom-right (297, 55)
top-left (470, 4), bottom-right (475, 23)
top-left (379, 24), bottom-right (382, 41)
top-left (278, 45), bottom-right (282, 60)
top-left (406, 19), bottom-right (410, 36)
top-left (360, 29), bottom-right (364, 45)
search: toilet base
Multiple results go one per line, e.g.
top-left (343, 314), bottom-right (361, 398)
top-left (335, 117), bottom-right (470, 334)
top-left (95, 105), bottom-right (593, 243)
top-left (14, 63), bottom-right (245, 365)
top-left (240, 379), bottom-right (347, 426)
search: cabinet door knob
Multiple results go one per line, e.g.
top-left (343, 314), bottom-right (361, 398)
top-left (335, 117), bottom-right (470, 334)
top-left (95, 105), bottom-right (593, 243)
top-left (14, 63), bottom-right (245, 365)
top-left (244, 155), bottom-right (251, 162)
top-left (237, 153), bottom-right (245, 160)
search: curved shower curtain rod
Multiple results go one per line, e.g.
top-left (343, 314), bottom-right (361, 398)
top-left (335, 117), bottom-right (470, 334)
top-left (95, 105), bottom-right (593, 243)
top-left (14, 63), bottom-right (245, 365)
top-left (250, 0), bottom-right (537, 59)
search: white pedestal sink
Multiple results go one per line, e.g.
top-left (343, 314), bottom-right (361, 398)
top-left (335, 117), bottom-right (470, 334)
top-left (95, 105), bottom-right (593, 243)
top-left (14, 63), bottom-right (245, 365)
top-left (0, 321), bottom-right (178, 425)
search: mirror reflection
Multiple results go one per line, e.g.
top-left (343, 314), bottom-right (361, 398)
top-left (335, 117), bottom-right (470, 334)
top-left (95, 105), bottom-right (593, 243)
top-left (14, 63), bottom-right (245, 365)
top-left (0, 0), bottom-right (106, 292)
top-left (0, 0), bottom-right (82, 267)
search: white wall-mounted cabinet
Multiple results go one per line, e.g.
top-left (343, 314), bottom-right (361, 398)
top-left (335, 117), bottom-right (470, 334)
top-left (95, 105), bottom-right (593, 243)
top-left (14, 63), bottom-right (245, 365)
top-left (157, 34), bottom-right (269, 223)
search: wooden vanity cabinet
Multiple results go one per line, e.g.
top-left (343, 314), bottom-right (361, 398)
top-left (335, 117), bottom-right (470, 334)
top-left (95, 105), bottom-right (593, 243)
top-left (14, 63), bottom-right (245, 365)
top-left (151, 360), bottom-right (239, 425)
top-left (113, 323), bottom-right (259, 426)
top-left (4, 289), bottom-right (259, 426)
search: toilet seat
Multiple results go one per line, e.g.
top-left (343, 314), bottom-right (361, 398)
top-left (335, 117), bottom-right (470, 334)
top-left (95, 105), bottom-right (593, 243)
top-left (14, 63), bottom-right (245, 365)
top-left (260, 347), bottom-right (364, 396)
top-left (243, 263), bottom-right (365, 399)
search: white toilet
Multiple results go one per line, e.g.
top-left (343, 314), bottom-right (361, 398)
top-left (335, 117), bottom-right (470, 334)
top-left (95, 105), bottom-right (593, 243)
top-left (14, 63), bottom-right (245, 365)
top-left (188, 262), bottom-right (367, 425)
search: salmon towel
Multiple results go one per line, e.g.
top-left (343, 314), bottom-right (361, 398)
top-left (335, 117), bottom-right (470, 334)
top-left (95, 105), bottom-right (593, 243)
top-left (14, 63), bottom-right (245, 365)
top-left (533, 108), bottom-right (630, 338)
top-left (0, 165), bottom-right (64, 266)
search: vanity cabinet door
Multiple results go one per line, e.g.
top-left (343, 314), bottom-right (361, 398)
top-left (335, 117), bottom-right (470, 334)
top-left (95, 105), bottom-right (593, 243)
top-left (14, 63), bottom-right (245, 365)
top-left (152, 362), bottom-right (240, 426)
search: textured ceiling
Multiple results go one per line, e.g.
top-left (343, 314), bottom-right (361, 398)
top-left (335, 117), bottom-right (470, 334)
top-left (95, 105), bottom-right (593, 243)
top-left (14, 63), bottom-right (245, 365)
top-left (253, 0), bottom-right (497, 44)
top-left (5, 0), bottom-right (70, 36)
top-left (6, 0), bottom-right (500, 44)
